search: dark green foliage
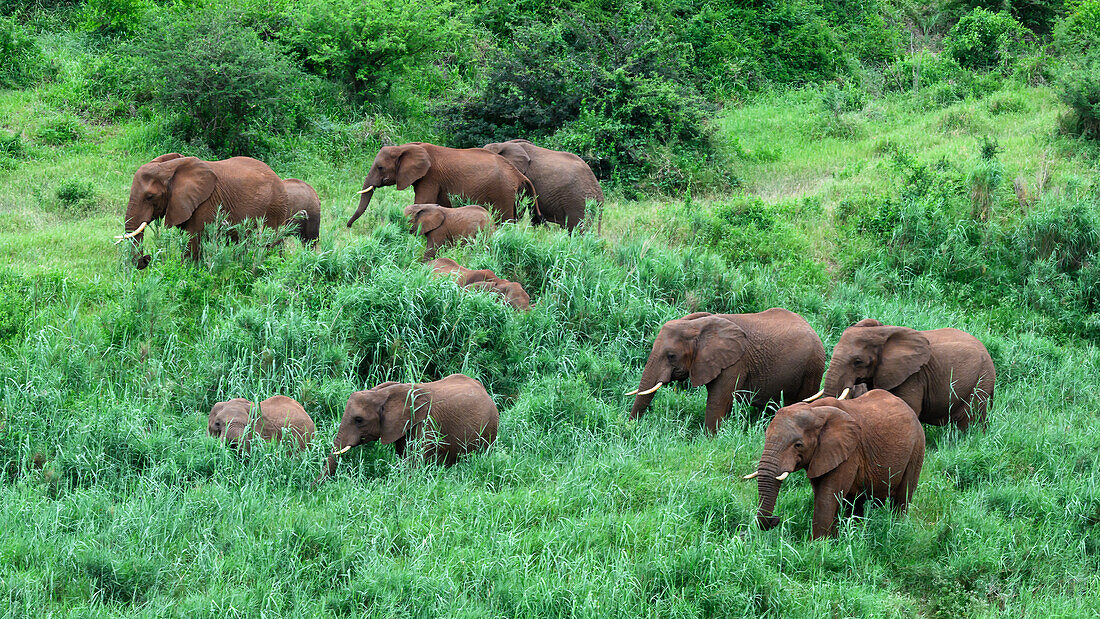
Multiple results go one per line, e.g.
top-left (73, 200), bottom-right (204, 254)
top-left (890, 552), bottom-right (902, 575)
top-left (115, 8), bottom-right (319, 156)
top-left (1058, 54), bottom-right (1100, 138)
top-left (944, 0), bottom-right (1064, 34)
top-left (80, 0), bottom-right (147, 37)
top-left (0, 15), bottom-right (46, 88)
top-left (944, 8), bottom-right (1030, 71)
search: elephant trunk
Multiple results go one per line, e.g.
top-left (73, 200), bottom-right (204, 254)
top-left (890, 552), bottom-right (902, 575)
top-left (755, 450), bottom-right (784, 530)
top-left (822, 367), bottom-right (847, 398)
top-left (347, 185), bottom-right (375, 227)
top-left (628, 355), bottom-right (670, 419)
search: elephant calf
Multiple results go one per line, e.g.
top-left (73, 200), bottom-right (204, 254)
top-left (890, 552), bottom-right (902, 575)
top-left (627, 309), bottom-right (826, 434)
top-left (323, 374), bottom-right (498, 476)
top-left (746, 390), bottom-right (925, 539)
top-left (404, 203), bottom-right (492, 259)
top-left (428, 258), bottom-right (532, 310)
top-left (816, 318), bottom-right (996, 430)
top-left (208, 395), bottom-right (316, 452)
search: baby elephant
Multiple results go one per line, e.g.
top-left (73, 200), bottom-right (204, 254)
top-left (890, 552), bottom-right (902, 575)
top-left (208, 395), bottom-right (316, 451)
top-left (428, 258), bottom-right (532, 310)
top-left (323, 374), bottom-right (498, 477)
top-left (404, 204), bottom-right (492, 259)
top-left (746, 389), bottom-right (924, 539)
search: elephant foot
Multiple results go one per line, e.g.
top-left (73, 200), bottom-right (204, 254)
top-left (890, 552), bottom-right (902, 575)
top-left (136, 255), bottom-right (151, 270)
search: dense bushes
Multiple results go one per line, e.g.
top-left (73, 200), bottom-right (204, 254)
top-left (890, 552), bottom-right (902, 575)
top-left (944, 8), bottom-right (1029, 71)
top-left (0, 15), bottom-right (47, 88)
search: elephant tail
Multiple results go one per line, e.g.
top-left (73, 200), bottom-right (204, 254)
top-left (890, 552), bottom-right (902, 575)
top-left (520, 176), bottom-right (544, 225)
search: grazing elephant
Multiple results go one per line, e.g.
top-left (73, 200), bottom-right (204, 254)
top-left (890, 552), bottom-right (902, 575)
top-left (628, 309), bottom-right (826, 434)
top-left (428, 258), bottom-right (532, 310)
top-left (483, 139), bottom-right (604, 232)
top-left (116, 153), bottom-right (293, 266)
top-left (817, 319), bottom-right (996, 430)
top-left (207, 395), bottom-right (316, 452)
top-left (745, 390), bottom-right (925, 539)
top-left (323, 374), bottom-right (498, 476)
top-left (404, 203), bottom-right (492, 259)
top-left (283, 179), bottom-right (320, 248)
top-left (347, 142), bottom-right (541, 226)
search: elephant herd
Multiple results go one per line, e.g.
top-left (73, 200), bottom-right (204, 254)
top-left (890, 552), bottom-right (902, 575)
top-left (625, 309), bottom-right (994, 539)
top-left (120, 141), bottom-right (995, 541)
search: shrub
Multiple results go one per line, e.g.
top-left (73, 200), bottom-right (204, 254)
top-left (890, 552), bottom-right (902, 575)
top-left (1058, 0), bottom-right (1100, 46)
top-left (81, 0), bottom-right (147, 37)
top-left (35, 115), bottom-right (83, 145)
top-left (944, 8), bottom-right (1029, 71)
top-left (121, 9), bottom-right (318, 156)
top-left (944, 0), bottom-right (1064, 35)
top-left (968, 136), bottom-right (1003, 220)
top-left (1058, 54), bottom-right (1100, 139)
top-left (0, 15), bottom-right (46, 88)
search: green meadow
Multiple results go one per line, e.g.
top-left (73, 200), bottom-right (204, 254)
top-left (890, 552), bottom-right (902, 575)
top-left (3, 0), bottom-right (1100, 615)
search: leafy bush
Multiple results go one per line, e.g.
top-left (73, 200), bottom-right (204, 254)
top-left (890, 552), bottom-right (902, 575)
top-left (1058, 0), bottom-right (1100, 46)
top-left (944, 0), bottom-right (1064, 35)
top-left (81, 0), bottom-right (147, 37)
top-left (945, 8), bottom-right (1030, 72)
top-left (1058, 54), bottom-right (1100, 139)
top-left (118, 8), bottom-right (319, 156)
top-left (0, 15), bottom-right (46, 88)
top-left (35, 115), bottom-right (83, 145)
top-left (439, 14), bottom-right (718, 190)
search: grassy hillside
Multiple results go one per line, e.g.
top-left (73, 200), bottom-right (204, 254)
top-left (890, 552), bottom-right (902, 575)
top-left (3, 2), bottom-right (1100, 617)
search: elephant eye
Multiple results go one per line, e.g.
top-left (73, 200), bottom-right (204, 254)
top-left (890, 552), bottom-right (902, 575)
top-left (353, 416), bottom-right (364, 424)
top-left (794, 440), bottom-right (804, 448)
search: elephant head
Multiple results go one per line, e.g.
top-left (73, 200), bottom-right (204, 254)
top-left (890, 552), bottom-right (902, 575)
top-left (347, 144), bottom-right (432, 227)
top-left (324, 382), bottom-right (424, 476)
top-left (822, 320), bottom-right (931, 398)
top-left (746, 402), bottom-right (860, 530)
top-left (118, 154), bottom-right (216, 267)
top-left (403, 204), bottom-right (445, 235)
top-left (628, 314), bottom-right (748, 418)
top-left (483, 140), bottom-right (533, 175)
top-left (208, 398), bottom-right (254, 448)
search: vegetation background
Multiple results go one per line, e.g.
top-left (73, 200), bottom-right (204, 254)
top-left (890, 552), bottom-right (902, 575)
top-left (1, 0), bottom-right (1100, 615)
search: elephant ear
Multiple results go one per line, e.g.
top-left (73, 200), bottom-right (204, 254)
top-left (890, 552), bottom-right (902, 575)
top-left (807, 406), bottom-right (861, 478)
top-left (852, 318), bottom-right (884, 328)
top-left (415, 207), bottom-right (446, 234)
top-left (164, 157), bottom-right (216, 228)
top-left (396, 145), bottom-right (431, 190)
top-left (493, 142), bottom-right (532, 174)
top-left (379, 384), bottom-right (433, 445)
top-left (690, 317), bottom-right (748, 387)
top-left (876, 328), bottom-right (931, 390)
top-left (150, 152), bottom-right (183, 164)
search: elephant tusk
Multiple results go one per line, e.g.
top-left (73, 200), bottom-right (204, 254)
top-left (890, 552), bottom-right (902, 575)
top-left (624, 388), bottom-right (639, 396)
top-left (113, 221), bottom-right (148, 242)
top-left (332, 445), bottom-right (352, 456)
top-left (838, 387), bottom-right (851, 400)
top-left (742, 471), bottom-right (759, 480)
top-left (775, 471), bottom-right (790, 481)
top-left (636, 382), bottom-right (663, 396)
top-left (357, 186), bottom-right (374, 195)
top-left (802, 389), bottom-right (825, 402)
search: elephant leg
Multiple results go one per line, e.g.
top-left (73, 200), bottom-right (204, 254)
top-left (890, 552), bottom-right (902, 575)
top-left (393, 436), bottom-right (407, 458)
top-left (413, 181), bottom-right (442, 205)
top-left (703, 372), bottom-right (738, 435)
top-left (184, 234), bottom-right (202, 261)
top-left (811, 485), bottom-right (843, 539)
top-left (891, 466), bottom-right (919, 515)
top-left (950, 400), bottom-right (973, 431)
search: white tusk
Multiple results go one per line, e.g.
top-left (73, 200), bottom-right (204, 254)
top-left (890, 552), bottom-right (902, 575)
top-left (775, 471), bottom-right (790, 481)
top-left (357, 186), bottom-right (374, 195)
top-left (838, 387), bottom-right (851, 400)
top-left (742, 471), bottom-right (759, 480)
top-left (332, 445), bottom-right (352, 455)
top-left (636, 382), bottom-right (663, 396)
top-left (113, 220), bottom-right (148, 242)
top-left (802, 389), bottom-right (824, 402)
top-left (624, 388), bottom-right (639, 396)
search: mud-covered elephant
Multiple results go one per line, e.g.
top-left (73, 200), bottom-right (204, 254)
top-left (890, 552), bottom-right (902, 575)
top-left (347, 142), bottom-right (541, 226)
top-left (283, 179), bottom-right (320, 248)
top-left (404, 203), bottom-right (492, 259)
top-left (322, 374), bottom-right (498, 476)
top-left (745, 390), bottom-right (924, 539)
top-left (627, 308), bottom-right (826, 434)
top-left (816, 319), bottom-right (995, 430)
top-left (116, 153), bottom-right (294, 266)
top-left (483, 139), bottom-right (603, 232)
top-left (207, 395), bottom-right (316, 451)
top-left (428, 258), bottom-right (532, 310)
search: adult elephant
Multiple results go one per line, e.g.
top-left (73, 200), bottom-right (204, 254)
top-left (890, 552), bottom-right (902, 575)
top-left (744, 390), bottom-right (924, 539)
top-left (322, 374), bottom-right (498, 477)
top-left (483, 139), bottom-right (603, 232)
top-left (116, 153), bottom-right (291, 266)
top-left (815, 319), bottom-right (995, 430)
top-left (627, 308), bottom-right (826, 435)
top-left (346, 142), bottom-right (541, 227)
